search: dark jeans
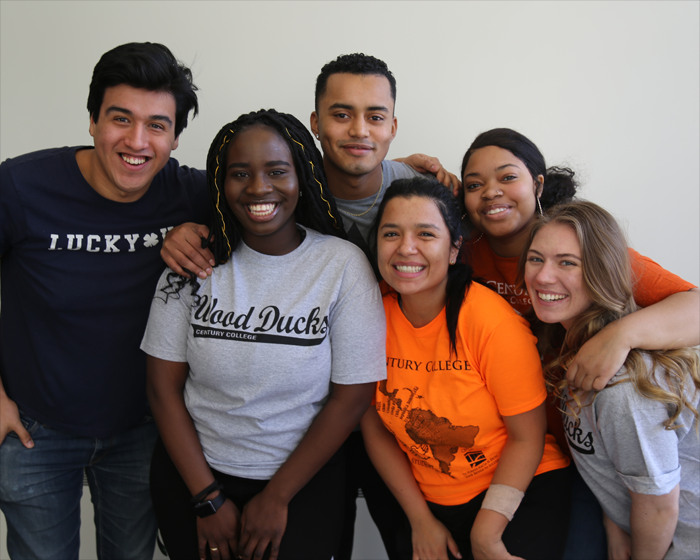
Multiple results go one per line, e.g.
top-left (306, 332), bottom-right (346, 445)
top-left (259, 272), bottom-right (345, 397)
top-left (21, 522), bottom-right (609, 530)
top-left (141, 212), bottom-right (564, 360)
top-left (398, 468), bottom-right (572, 560)
top-left (336, 430), bottom-right (407, 560)
top-left (0, 412), bottom-right (158, 560)
top-left (561, 464), bottom-right (607, 560)
top-left (150, 437), bottom-right (345, 560)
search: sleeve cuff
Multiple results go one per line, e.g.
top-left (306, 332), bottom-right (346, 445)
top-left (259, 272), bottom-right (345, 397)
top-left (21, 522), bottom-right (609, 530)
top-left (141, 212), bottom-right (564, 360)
top-left (617, 465), bottom-right (681, 495)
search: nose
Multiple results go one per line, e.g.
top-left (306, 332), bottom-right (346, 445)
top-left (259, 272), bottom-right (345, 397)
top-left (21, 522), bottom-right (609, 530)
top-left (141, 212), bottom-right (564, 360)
top-left (348, 118), bottom-right (369, 139)
top-left (124, 125), bottom-right (148, 151)
top-left (397, 234), bottom-right (417, 256)
top-left (535, 260), bottom-right (557, 284)
top-left (247, 172), bottom-right (273, 197)
top-left (481, 180), bottom-right (502, 200)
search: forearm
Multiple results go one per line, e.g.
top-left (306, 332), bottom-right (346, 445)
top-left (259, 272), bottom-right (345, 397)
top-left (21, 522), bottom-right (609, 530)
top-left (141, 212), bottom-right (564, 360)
top-left (360, 407), bottom-right (435, 526)
top-left (617, 289), bottom-right (699, 351)
top-left (629, 486), bottom-right (679, 559)
top-left (262, 383), bottom-right (374, 506)
top-left (472, 405), bottom-right (546, 546)
top-left (147, 359), bottom-right (216, 497)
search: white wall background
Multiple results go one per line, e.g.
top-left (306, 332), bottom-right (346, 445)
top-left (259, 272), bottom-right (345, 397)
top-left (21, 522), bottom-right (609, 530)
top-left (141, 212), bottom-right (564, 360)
top-left (1, 0), bottom-right (698, 284)
top-left (0, 1), bottom-right (698, 558)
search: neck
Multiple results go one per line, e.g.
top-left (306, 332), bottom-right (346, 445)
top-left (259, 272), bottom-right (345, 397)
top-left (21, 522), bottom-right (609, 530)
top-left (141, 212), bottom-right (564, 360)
top-left (399, 289), bottom-right (446, 329)
top-left (323, 158), bottom-right (383, 201)
top-left (486, 221), bottom-right (535, 258)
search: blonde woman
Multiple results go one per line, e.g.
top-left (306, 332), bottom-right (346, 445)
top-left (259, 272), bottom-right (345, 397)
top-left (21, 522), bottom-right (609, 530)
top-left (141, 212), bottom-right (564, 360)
top-left (522, 200), bottom-right (700, 560)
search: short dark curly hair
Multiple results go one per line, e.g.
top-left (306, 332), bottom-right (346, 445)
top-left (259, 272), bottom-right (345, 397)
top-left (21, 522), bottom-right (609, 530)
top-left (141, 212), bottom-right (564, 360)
top-left (314, 53), bottom-right (396, 111)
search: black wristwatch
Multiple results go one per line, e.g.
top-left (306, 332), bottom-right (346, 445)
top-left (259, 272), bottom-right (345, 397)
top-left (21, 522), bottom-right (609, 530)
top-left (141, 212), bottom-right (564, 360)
top-left (194, 492), bottom-right (226, 518)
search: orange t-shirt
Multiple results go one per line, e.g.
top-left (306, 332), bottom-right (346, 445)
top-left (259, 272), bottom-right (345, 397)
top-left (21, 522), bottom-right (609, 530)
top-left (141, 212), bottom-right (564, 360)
top-left (466, 241), bottom-right (695, 315)
top-left (378, 283), bottom-right (569, 506)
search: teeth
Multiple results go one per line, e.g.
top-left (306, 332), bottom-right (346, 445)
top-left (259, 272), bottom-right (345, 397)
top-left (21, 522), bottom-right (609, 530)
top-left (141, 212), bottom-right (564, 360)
top-left (396, 265), bottom-right (425, 273)
top-left (121, 155), bottom-right (146, 165)
top-left (538, 292), bottom-right (567, 302)
top-left (248, 203), bottom-right (276, 216)
top-left (486, 207), bottom-right (507, 215)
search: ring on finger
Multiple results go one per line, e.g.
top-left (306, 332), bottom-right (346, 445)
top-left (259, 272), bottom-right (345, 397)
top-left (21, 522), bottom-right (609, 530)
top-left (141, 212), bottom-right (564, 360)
top-left (210, 547), bottom-right (218, 551)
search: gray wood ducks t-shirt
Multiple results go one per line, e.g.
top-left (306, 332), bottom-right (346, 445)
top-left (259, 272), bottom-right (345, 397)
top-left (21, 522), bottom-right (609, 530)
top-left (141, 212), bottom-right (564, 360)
top-left (141, 226), bottom-right (386, 479)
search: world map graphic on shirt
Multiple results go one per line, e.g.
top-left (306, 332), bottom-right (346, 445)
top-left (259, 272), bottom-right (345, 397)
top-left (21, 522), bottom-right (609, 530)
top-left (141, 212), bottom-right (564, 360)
top-left (378, 380), bottom-right (480, 476)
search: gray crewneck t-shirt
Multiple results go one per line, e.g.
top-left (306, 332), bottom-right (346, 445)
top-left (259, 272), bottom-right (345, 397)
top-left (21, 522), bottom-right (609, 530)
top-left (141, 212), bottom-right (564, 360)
top-left (565, 358), bottom-right (700, 559)
top-left (141, 227), bottom-right (386, 480)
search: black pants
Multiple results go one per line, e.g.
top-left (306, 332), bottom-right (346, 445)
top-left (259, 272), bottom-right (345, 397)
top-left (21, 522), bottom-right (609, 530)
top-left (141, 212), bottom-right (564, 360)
top-left (397, 468), bottom-right (572, 560)
top-left (150, 438), bottom-right (345, 560)
top-left (336, 430), bottom-right (407, 560)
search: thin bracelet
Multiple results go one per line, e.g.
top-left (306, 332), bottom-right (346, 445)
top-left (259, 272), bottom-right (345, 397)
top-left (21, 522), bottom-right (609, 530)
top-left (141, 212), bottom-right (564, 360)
top-left (190, 480), bottom-right (223, 504)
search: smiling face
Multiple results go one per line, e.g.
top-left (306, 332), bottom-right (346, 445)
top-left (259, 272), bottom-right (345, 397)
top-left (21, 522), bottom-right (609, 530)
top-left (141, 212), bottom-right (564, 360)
top-left (378, 196), bottom-right (460, 306)
top-left (85, 84), bottom-right (179, 202)
top-left (310, 73), bottom-right (397, 184)
top-left (224, 125), bottom-right (301, 256)
top-left (524, 222), bottom-right (593, 330)
top-left (462, 145), bottom-right (543, 255)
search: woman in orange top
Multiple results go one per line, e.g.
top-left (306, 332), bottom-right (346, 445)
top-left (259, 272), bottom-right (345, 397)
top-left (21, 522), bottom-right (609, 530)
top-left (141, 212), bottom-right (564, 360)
top-left (460, 129), bottom-right (698, 392)
top-left (361, 177), bottom-right (570, 560)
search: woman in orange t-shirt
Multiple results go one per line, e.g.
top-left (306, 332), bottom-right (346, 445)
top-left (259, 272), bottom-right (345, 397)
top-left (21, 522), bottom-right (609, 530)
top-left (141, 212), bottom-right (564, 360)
top-left (460, 128), bottom-right (698, 392)
top-left (361, 177), bottom-right (570, 560)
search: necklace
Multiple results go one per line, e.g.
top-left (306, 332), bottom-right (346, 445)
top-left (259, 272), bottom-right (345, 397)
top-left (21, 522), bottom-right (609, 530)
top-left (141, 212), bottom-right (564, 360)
top-left (466, 232), bottom-right (483, 245)
top-left (338, 167), bottom-right (384, 218)
top-left (461, 212), bottom-right (483, 245)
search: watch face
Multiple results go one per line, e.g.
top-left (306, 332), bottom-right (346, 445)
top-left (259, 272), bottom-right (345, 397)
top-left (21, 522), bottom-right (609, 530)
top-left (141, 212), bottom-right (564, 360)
top-left (194, 500), bottom-right (217, 518)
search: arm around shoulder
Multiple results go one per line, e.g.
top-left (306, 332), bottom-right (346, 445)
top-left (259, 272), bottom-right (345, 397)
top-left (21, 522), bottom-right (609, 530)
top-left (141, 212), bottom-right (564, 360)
top-left (567, 288), bottom-right (700, 391)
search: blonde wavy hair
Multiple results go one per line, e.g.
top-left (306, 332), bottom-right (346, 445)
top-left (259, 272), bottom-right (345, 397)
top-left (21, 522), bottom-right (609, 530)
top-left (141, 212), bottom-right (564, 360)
top-left (517, 200), bottom-right (699, 429)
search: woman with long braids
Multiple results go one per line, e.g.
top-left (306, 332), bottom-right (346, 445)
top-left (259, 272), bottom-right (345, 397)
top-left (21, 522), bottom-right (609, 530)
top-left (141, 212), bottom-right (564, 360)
top-left (141, 109), bottom-right (386, 560)
top-left (521, 200), bottom-right (699, 560)
top-left (361, 177), bottom-right (571, 560)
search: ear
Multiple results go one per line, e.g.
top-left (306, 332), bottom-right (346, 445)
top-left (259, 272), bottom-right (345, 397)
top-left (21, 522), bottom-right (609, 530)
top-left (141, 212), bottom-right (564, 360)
top-left (536, 174), bottom-right (544, 198)
top-left (450, 236), bottom-right (462, 262)
top-left (89, 116), bottom-right (96, 139)
top-left (390, 116), bottom-right (398, 141)
top-left (171, 135), bottom-right (180, 151)
top-left (310, 111), bottom-right (319, 138)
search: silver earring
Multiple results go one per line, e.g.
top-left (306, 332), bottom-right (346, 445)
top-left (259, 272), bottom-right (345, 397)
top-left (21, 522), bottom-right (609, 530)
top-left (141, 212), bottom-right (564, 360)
top-left (315, 134), bottom-right (320, 140)
top-left (537, 196), bottom-right (543, 216)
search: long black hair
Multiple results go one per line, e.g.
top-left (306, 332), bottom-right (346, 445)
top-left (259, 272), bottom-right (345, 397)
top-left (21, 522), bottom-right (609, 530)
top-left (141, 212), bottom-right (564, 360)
top-left (375, 177), bottom-right (472, 356)
top-left (461, 128), bottom-right (578, 211)
top-left (206, 109), bottom-right (344, 264)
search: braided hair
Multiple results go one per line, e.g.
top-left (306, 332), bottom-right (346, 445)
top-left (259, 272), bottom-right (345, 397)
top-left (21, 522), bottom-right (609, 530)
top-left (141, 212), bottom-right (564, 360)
top-left (206, 109), bottom-right (344, 264)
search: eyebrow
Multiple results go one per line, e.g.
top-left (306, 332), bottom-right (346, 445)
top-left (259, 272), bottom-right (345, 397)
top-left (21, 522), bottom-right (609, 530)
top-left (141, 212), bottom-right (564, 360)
top-left (227, 161), bottom-right (292, 170)
top-left (464, 163), bottom-right (521, 179)
top-left (380, 222), bottom-right (440, 230)
top-left (329, 102), bottom-right (390, 113)
top-left (528, 248), bottom-right (582, 260)
top-left (105, 106), bottom-right (173, 126)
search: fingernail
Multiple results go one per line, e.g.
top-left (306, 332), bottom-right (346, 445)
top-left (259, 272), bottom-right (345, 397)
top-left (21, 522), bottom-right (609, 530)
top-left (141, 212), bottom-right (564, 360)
top-left (27, 440), bottom-right (34, 448)
top-left (209, 260), bottom-right (215, 266)
top-left (198, 271), bottom-right (207, 279)
top-left (206, 267), bottom-right (212, 275)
